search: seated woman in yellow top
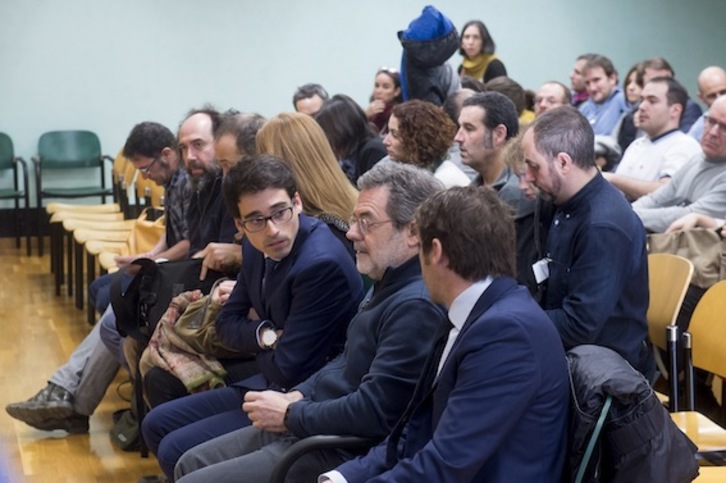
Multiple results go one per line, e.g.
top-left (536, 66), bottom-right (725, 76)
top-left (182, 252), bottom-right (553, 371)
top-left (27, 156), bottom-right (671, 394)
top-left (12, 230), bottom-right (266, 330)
top-left (457, 20), bottom-right (507, 83)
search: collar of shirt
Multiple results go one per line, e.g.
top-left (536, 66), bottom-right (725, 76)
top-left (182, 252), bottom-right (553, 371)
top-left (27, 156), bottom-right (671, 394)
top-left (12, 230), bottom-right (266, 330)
top-left (448, 277), bottom-right (494, 330)
top-left (437, 276), bottom-right (494, 376)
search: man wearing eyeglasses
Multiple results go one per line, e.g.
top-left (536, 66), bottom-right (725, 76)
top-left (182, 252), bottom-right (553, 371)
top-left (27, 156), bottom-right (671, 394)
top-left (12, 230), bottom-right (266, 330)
top-left (688, 66), bottom-right (726, 142)
top-left (6, 121), bottom-right (193, 435)
top-left (633, 95), bottom-right (726, 233)
top-left (142, 155), bottom-right (364, 478)
top-left (165, 161), bottom-right (446, 483)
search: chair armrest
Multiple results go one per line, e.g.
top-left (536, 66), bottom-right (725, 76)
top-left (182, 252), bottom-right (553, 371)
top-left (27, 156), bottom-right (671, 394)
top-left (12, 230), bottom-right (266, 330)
top-left (14, 156), bottom-right (29, 187)
top-left (269, 435), bottom-right (372, 483)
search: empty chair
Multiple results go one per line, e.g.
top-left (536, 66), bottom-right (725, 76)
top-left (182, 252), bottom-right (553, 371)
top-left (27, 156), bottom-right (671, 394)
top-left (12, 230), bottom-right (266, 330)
top-left (32, 130), bottom-right (114, 256)
top-left (0, 133), bottom-right (31, 255)
top-left (646, 253), bottom-right (694, 409)
top-left (671, 280), bottom-right (726, 460)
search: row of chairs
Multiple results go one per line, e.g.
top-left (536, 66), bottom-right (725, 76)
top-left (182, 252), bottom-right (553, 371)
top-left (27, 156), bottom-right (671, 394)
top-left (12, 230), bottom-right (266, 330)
top-left (0, 130), bottom-right (117, 257)
top-left (40, 142), bottom-right (165, 324)
top-left (648, 253), bottom-right (726, 478)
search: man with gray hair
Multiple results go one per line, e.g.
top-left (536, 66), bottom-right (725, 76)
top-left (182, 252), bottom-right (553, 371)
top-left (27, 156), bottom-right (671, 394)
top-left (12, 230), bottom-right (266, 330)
top-left (172, 161), bottom-right (447, 482)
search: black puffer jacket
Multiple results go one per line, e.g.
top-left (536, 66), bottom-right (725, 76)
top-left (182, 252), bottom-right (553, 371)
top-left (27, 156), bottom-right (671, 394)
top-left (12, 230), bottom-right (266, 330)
top-left (397, 5), bottom-right (460, 106)
top-left (567, 345), bottom-right (699, 483)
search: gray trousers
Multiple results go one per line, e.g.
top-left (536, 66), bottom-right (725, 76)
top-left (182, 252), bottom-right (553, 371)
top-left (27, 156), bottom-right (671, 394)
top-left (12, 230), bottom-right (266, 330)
top-left (48, 306), bottom-right (121, 416)
top-left (175, 426), bottom-right (346, 483)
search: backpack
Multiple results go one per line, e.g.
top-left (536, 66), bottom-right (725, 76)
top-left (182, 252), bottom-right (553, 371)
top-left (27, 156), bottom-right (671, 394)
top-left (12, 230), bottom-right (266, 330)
top-left (567, 345), bottom-right (699, 483)
top-left (110, 258), bottom-right (222, 343)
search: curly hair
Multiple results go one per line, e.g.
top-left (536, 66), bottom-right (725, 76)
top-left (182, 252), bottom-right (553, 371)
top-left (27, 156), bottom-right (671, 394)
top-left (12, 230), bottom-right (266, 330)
top-left (391, 100), bottom-right (456, 171)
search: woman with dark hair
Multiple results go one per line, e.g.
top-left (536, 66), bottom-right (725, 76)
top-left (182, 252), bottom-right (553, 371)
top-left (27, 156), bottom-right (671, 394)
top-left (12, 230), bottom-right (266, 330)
top-left (315, 94), bottom-right (387, 182)
top-left (364, 67), bottom-right (403, 133)
top-left (383, 99), bottom-right (470, 187)
top-left (458, 20), bottom-right (507, 83)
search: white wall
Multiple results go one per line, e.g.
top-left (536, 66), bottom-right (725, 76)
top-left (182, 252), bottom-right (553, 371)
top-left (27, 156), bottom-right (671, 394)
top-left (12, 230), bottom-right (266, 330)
top-left (1, 0), bottom-right (725, 206)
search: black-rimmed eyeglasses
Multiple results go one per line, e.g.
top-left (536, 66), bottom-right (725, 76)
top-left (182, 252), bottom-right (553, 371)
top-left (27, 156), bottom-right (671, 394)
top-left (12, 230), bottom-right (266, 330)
top-left (241, 206), bottom-right (294, 233)
top-left (139, 156), bottom-right (161, 175)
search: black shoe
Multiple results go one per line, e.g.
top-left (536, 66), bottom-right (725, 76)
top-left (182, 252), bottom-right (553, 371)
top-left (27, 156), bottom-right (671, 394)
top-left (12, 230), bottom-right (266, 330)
top-left (6, 383), bottom-right (75, 426)
top-left (27, 413), bottom-right (89, 434)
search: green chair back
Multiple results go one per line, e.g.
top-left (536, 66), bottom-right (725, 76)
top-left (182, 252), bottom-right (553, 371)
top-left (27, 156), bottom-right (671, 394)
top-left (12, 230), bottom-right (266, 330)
top-left (0, 132), bottom-right (14, 171)
top-left (37, 130), bottom-right (102, 169)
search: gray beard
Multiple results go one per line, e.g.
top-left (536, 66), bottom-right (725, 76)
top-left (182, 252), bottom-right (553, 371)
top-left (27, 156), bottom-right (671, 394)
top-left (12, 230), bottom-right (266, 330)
top-left (189, 167), bottom-right (219, 193)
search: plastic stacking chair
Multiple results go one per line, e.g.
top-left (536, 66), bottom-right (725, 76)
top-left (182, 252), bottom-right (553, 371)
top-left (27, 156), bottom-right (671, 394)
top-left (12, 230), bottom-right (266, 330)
top-left (32, 130), bottom-right (114, 256)
top-left (0, 133), bottom-right (31, 255)
top-left (646, 253), bottom-right (694, 410)
top-left (48, 152), bottom-right (134, 295)
top-left (670, 280), bottom-right (726, 462)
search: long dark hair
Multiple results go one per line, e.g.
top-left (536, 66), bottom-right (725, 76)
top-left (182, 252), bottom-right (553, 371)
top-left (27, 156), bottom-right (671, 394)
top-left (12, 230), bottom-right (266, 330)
top-left (314, 94), bottom-right (377, 160)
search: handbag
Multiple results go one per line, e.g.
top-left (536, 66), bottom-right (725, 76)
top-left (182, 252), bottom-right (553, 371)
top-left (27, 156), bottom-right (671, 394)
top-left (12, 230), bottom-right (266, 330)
top-left (647, 228), bottom-right (726, 289)
top-left (173, 278), bottom-right (243, 359)
top-left (129, 207), bottom-right (165, 254)
top-left (110, 257), bottom-right (223, 343)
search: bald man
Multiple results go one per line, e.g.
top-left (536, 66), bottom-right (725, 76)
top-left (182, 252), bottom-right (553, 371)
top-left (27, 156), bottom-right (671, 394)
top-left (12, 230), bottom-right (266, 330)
top-left (689, 66), bottom-right (726, 141)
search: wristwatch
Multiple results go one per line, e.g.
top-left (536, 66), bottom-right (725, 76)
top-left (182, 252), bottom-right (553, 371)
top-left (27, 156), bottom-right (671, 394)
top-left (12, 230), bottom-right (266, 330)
top-left (260, 328), bottom-right (278, 349)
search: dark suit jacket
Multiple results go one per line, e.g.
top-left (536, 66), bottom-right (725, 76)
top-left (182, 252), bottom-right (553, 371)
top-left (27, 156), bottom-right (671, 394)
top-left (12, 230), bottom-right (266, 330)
top-left (336, 277), bottom-right (570, 482)
top-left (215, 214), bottom-right (363, 390)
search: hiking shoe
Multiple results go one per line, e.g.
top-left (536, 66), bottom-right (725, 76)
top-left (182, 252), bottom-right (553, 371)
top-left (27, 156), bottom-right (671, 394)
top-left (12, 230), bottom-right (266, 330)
top-left (28, 413), bottom-right (89, 434)
top-left (6, 382), bottom-right (75, 426)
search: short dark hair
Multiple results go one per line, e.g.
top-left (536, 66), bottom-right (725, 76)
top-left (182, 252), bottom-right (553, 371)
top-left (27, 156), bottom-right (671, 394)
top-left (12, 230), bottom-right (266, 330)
top-left (584, 54), bottom-right (618, 79)
top-left (442, 88), bottom-right (476, 126)
top-left (122, 122), bottom-right (176, 159)
top-left (527, 106), bottom-right (595, 169)
top-left (458, 20), bottom-right (495, 56)
top-left (417, 186), bottom-right (515, 280)
top-left (637, 56), bottom-right (675, 87)
top-left (314, 94), bottom-right (376, 160)
top-left (650, 76), bottom-right (688, 111)
top-left (215, 112), bottom-right (266, 157)
top-left (460, 76), bottom-right (486, 92)
top-left (485, 76), bottom-right (526, 115)
top-left (462, 91), bottom-right (519, 140)
top-left (292, 83), bottom-right (329, 107)
top-left (357, 161), bottom-right (443, 230)
top-left (223, 154), bottom-right (297, 219)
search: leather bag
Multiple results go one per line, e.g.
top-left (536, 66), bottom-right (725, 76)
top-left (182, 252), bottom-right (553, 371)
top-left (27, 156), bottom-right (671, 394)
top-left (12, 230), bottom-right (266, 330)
top-left (647, 229), bottom-right (726, 289)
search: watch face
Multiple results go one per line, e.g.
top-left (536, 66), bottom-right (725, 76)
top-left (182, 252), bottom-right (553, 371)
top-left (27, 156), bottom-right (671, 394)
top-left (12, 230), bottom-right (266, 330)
top-left (262, 330), bottom-right (278, 347)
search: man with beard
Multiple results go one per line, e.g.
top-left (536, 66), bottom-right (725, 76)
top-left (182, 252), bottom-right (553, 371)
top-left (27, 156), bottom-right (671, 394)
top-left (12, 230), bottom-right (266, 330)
top-left (521, 106), bottom-right (651, 377)
top-left (454, 92), bottom-right (538, 293)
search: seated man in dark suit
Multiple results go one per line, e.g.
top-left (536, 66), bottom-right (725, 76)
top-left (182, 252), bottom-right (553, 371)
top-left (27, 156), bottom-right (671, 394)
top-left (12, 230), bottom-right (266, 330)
top-left (172, 161), bottom-right (447, 483)
top-left (324, 186), bottom-right (570, 482)
top-left (142, 155), bottom-right (364, 479)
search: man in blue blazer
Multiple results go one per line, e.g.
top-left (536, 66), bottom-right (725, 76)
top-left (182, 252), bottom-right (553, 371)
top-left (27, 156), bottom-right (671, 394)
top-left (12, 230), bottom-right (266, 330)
top-left (324, 186), bottom-right (569, 483)
top-left (142, 154), bottom-right (364, 478)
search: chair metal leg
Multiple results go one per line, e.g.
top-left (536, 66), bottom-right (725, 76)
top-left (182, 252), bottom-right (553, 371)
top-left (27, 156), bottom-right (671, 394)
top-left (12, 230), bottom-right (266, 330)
top-left (86, 252), bottom-right (96, 325)
top-left (667, 325), bottom-right (680, 412)
top-left (74, 241), bottom-right (84, 310)
top-left (67, 232), bottom-right (74, 297)
top-left (37, 207), bottom-right (44, 257)
top-left (683, 332), bottom-right (695, 411)
top-left (53, 224), bottom-right (63, 296)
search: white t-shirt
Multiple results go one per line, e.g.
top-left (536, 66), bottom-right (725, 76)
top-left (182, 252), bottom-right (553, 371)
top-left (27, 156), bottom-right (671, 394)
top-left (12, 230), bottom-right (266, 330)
top-left (616, 130), bottom-right (701, 181)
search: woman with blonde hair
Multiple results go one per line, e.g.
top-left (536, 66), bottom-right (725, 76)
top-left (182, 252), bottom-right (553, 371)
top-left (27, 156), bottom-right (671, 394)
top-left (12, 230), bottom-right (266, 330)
top-left (256, 112), bottom-right (358, 251)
